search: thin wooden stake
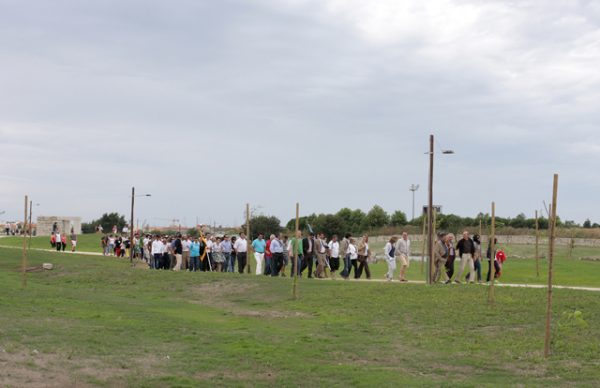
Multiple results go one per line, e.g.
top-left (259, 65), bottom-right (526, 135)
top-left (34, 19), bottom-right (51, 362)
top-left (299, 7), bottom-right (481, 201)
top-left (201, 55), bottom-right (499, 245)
top-left (420, 217), bottom-right (426, 275)
top-left (28, 200), bottom-right (33, 250)
top-left (246, 203), bottom-right (252, 274)
top-left (544, 174), bottom-right (559, 358)
top-left (535, 210), bottom-right (540, 278)
top-left (292, 202), bottom-right (300, 299)
top-left (488, 202), bottom-right (496, 305)
top-left (21, 195), bottom-right (29, 288)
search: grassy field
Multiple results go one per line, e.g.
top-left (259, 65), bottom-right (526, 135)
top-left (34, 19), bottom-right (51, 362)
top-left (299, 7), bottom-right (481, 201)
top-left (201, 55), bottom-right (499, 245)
top-left (2, 234), bottom-right (600, 287)
top-left (1, 246), bottom-right (600, 387)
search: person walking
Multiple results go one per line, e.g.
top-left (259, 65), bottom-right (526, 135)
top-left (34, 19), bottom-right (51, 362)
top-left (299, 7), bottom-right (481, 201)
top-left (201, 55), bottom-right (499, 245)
top-left (384, 236), bottom-right (397, 281)
top-left (433, 233), bottom-right (450, 283)
top-left (486, 238), bottom-right (501, 282)
top-left (339, 233), bottom-right (351, 279)
top-left (55, 230), bottom-right (62, 251)
top-left (314, 233), bottom-right (328, 278)
top-left (348, 238), bottom-right (358, 277)
top-left (173, 234), bottom-right (183, 271)
top-left (289, 230), bottom-right (304, 277)
top-left (212, 237), bottom-right (225, 272)
top-left (60, 233), bottom-right (67, 252)
top-left (265, 235), bottom-right (273, 275)
top-left (356, 235), bottom-right (371, 279)
top-left (189, 237), bottom-right (201, 272)
top-left (301, 233), bottom-right (315, 278)
top-left (444, 234), bottom-right (456, 284)
top-left (251, 233), bottom-right (266, 275)
top-left (270, 234), bottom-right (284, 277)
top-left (328, 235), bottom-right (340, 278)
top-left (182, 236), bottom-right (191, 271)
top-left (455, 231), bottom-right (476, 283)
top-left (281, 235), bottom-right (289, 277)
top-left (395, 232), bottom-right (411, 282)
top-left (70, 231), bottom-right (77, 252)
top-left (470, 234), bottom-right (483, 282)
top-left (234, 232), bottom-right (248, 274)
top-left (220, 235), bottom-right (234, 272)
top-left (151, 235), bottom-right (162, 269)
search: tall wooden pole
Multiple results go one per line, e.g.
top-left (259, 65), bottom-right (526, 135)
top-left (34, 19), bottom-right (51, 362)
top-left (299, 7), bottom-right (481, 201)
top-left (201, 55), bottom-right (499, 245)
top-left (130, 187), bottom-right (135, 266)
top-left (479, 218), bottom-right (482, 238)
top-left (535, 210), bottom-right (540, 277)
top-left (21, 196), bottom-right (29, 288)
top-left (544, 174), bottom-right (559, 358)
top-left (488, 202), bottom-right (496, 305)
top-left (427, 134), bottom-right (434, 285)
top-left (246, 203), bottom-right (252, 274)
top-left (420, 217), bottom-right (426, 274)
top-left (292, 202), bottom-right (300, 299)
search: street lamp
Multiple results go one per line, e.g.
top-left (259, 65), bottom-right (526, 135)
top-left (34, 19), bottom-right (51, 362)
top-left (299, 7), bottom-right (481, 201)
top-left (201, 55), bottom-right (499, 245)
top-left (409, 184), bottom-right (420, 221)
top-left (130, 187), bottom-right (151, 266)
top-left (425, 134), bottom-right (454, 284)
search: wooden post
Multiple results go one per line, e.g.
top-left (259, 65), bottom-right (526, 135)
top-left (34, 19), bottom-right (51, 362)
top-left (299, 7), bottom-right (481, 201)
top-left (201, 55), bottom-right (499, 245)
top-left (544, 174), bottom-right (559, 358)
top-left (130, 187), bottom-right (135, 266)
top-left (28, 200), bottom-right (33, 250)
top-left (21, 196), bottom-right (29, 288)
top-left (488, 202), bottom-right (496, 305)
top-left (246, 203), bottom-right (252, 274)
top-left (420, 217), bottom-right (426, 274)
top-left (292, 202), bottom-right (300, 299)
top-left (427, 134), bottom-right (434, 284)
top-left (535, 210), bottom-right (540, 278)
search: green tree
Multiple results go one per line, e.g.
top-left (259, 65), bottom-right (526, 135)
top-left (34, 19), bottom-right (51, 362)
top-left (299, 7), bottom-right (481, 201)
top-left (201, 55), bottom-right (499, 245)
top-left (249, 215), bottom-right (282, 239)
top-left (312, 214), bottom-right (346, 238)
top-left (361, 205), bottom-right (390, 231)
top-left (390, 210), bottom-right (408, 226)
top-left (90, 212), bottom-right (127, 233)
top-left (583, 219), bottom-right (592, 228)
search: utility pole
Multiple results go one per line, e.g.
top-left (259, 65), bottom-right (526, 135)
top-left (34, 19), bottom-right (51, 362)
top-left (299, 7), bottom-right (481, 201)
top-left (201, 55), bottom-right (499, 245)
top-left (427, 135), bottom-right (434, 284)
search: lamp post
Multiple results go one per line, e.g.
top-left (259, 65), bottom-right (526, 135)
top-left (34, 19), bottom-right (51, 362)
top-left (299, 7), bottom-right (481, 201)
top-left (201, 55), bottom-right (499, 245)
top-left (130, 187), bottom-right (151, 266)
top-left (426, 134), bottom-right (454, 284)
top-left (409, 184), bottom-right (420, 221)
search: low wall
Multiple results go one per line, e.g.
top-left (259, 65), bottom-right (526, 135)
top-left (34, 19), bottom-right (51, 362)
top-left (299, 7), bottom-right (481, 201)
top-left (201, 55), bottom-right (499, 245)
top-left (370, 234), bottom-right (600, 247)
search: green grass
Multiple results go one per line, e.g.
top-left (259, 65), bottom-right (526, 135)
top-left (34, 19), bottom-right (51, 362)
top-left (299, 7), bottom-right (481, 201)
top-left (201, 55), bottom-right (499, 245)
top-left (1, 247), bottom-right (600, 387)
top-left (0, 233), bottom-right (105, 253)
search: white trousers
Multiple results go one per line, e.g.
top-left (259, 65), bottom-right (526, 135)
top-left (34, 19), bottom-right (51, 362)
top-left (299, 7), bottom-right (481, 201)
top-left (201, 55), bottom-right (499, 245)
top-left (456, 253), bottom-right (474, 282)
top-left (173, 254), bottom-right (182, 271)
top-left (386, 256), bottom-right (396, 279)
top-left (254, 252), bottom-right (264, 275)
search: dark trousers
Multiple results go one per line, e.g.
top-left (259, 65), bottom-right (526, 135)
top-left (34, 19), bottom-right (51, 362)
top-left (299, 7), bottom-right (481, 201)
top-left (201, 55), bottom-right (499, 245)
top-left (466, 260), bottom-right (482, 282)
top-left (356, 255), bottom-right (370, 279)
top-left (190, 256), bottom-right (200, 272)
top-left (56, 242), bottom-right (62, 251)
top-left (271, 253), bottom-right (283, 276)
top-left (153, 253), bottom-right (162, 269)
top-left (201, 254), bottom-right (213, 272)
top-left (341, 255), bottom-right (351, 278)
top-left (264, 256), bottom-right (272, 275)
top-left (350, 259), bottom-right (358, 278)
top-left (301, 254), bottom-right (314, 277)
top-left (237, 252), bottom-right (247, 274)
top-left (445, 256), bottom-right (456, 280)
top-left (486, 260), bottom-right (501, 282)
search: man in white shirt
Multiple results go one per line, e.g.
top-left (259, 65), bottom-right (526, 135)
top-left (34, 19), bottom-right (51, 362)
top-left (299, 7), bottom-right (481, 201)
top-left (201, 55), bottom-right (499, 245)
top-left (151, 236), bottom-right (164, 269)
top-left (328, 235), bottom-right (340, 278)
top-left (394, 232), bottom-right (411, 282)
top-left (182, 236), bottom-right (191, 271)
top-left (234, 232), bottom-right (248, 274)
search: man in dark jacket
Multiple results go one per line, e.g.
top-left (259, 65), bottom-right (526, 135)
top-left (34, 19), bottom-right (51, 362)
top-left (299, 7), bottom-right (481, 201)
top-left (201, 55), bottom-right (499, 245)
top-left (455, 231), bottom-right (475, 283)
top-left (301, 233), bottom-right (315, 278)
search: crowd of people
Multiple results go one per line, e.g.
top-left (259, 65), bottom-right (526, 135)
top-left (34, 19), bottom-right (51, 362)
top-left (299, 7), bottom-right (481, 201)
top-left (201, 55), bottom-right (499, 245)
top-left (96, 228), bottom-right (506, 283)
top-left (432, 231), bottom-right (506, 284)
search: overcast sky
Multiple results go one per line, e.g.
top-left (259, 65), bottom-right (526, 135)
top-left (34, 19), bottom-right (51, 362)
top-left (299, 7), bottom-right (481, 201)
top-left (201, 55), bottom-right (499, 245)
top-left (1, 0), bottom-right (599, 227)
